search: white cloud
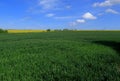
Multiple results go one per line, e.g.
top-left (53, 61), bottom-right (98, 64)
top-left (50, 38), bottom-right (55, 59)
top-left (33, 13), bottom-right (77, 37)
top-left (46, 13), bottom-right (55, 17)
top-left (65, 5), bottom-right (71, 9)
top-left (39, 0), bottom-right (59, 10)
top-left (93, 0), bottom-right (120, 7)
top-left (82, 12), bottom-right (97, 20)
top-left (28, 0), bottom-right (71, 13)
top-left (69, 19), bottom-right (85, 26)
top-left (97, 13), bottom-right (104, 16)
top-left (69, 12), bottom-right (97, 27)
top-left (69, 22), bottom-right (77, 26)
top-left (76, 19), bottom-right (85, 23)
top-left (105, 9), bottom-right (119, 14)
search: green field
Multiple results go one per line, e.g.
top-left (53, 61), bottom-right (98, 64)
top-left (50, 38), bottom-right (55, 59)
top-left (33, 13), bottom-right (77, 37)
top-left (0, 31), bottom-right (120, 81)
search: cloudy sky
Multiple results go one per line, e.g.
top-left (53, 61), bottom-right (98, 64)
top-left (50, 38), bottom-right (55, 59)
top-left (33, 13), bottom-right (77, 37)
top-left (0, 0), bottom-right (120, 30)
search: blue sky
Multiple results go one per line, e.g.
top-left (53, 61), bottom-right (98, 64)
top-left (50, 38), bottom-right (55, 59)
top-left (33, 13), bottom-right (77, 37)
top-left (0, 0), bottom-right (120, 30)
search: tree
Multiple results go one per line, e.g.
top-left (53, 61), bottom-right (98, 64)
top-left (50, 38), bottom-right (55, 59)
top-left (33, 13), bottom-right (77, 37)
top-left (0, 28), bottom-right (8, 33)
top-left (46, 29), bottom-right (51, 32)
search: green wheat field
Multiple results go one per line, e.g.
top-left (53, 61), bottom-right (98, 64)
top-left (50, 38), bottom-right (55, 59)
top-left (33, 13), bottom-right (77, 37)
top-left (0, 31), bottom-right (120, 81)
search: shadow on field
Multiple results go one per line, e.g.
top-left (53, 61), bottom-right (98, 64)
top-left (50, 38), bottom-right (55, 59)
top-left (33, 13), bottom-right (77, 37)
top-left (93, 41), bottom-right (120, 55)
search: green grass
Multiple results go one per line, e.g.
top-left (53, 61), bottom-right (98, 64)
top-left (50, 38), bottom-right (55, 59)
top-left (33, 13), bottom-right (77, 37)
top-left (0, 31), bottom-right (120, 81)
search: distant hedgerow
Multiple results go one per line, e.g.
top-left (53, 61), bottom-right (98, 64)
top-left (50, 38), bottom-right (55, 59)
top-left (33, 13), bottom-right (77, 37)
top-left (46, 29), bottom-right (51, 32)
top-left (0, 28), bottom-right (8, 33)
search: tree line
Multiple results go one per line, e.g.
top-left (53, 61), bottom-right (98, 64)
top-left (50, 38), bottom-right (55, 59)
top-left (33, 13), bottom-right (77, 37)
top-left (0, 29), bottom-right (8, 33)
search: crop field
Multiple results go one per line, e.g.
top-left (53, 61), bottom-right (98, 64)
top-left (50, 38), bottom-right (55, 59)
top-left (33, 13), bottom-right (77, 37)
top-left (8, 30), bottom-right (47, 33)
top-left (0, 31), bottom-right (120, 81)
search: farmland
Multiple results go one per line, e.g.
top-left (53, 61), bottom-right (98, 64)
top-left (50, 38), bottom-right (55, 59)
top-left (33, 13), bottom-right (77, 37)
top-left (8, 30), bottom-right (47, 33)
top-left (0, 31), bottom-right (120, 81)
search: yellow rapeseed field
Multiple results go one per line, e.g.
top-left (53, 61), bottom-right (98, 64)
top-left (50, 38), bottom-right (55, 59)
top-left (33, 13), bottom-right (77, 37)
top-left (8, 30), bottom-right (47, 33)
